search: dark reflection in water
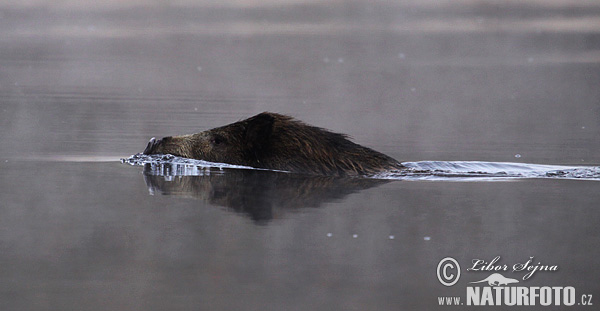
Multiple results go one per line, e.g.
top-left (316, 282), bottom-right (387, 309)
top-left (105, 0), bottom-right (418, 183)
top-left (143, 164), bottom-right (389, 224)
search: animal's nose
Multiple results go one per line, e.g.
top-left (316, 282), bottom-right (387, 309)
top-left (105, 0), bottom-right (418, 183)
top-left (143, 137), bottom-right (161, 154)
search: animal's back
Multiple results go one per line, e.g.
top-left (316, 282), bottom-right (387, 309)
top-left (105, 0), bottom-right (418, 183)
top-left (143, 112), bottom-right (404, 176)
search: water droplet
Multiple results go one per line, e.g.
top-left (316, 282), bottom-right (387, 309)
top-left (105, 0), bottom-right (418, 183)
top-left (527, 57), bottom-right (534, 63)
top-left (326, 233), bottom-right (332, 237)
top-left (194, 107), bottom-right (198, 111)
top-left (581, 126), bottom-right (585, 129)
top-left (196, 66), bottom-right (202, 72)
top-left (398, 53), bottom-right (405, 59)
top-left (323, 57), bottom-right (330, 63)
top-left (337, 57), bottom-right (344, 63)
top-left (515, 154), bottom-right (522, 158)
top-left (410, 87), bottom-right (416, 92)
top-left (352, 234), bottom-right (358, 238)
top-left (424, 236), bottom-right (431, 241)
top-left (388, 235), bottom-right (395, 240)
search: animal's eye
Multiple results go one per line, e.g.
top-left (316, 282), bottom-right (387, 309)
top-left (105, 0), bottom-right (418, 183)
top-left (211, 134), bottom-right (226, 146)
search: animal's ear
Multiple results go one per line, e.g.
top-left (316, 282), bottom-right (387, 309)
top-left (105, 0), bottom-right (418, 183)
top-left (244, 113), bottom-right (274, 152)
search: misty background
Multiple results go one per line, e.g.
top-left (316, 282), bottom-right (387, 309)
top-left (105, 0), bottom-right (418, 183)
top-left (1, 0), bottom-right (598, 164)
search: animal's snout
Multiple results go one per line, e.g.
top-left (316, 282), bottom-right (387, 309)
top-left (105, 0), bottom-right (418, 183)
top-left (143, 137), bottom-right (161, 154)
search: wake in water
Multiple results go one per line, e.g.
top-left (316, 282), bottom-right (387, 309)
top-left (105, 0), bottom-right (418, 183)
top-left (122, 154), bottom-right (600, 181)
top-left (379, 161), bottom-right (600, 181)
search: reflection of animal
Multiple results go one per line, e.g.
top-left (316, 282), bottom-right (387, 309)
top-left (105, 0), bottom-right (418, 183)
top-left (142, 112), bottom-right (404, 176)
top-left (470, 273), bottom-right (519, 286)
top-left (143, 167), bottom-right (389, 223)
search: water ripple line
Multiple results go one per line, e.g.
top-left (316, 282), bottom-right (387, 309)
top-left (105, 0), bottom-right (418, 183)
top-left (122, 154), bottom-right (600, 181)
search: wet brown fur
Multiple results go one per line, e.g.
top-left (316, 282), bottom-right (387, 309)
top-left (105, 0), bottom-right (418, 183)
top-left (143, 112), bottom-right (404, 176)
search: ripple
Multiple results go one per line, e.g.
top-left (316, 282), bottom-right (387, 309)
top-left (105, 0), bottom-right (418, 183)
top-left (122, 154), bottom-right (600, 181)
top-left (384, 161), bottom-right (600, 181)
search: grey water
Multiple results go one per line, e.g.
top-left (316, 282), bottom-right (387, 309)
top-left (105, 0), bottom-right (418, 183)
top-left (2, 1), bottom-right (600, 310)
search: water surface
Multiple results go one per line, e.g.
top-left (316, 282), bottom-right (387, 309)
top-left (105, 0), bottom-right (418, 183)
top-left (1, 1), bottom-right (599, 310)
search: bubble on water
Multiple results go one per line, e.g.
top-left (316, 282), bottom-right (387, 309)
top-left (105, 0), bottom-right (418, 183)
top-left (527, 57), bottom-right (534, 63)
top-left (337, 57), bottom-right (344, 63)
top-left (581, 126), bottom-right (585, 129)
top-left (388, 235), bottom-right (395, 240)
top-left (514, 154), bottom-right (522, 158)
top-left (196, 66), bottom-right (202, 72)
top-left (424, 236), bottom-right (431, 241)
top-left (326, 233), bottom-right (332, 237)
top-left (323, 57), bottom-right (330, 63)
top-left (398, 53), bottom-right (405, 59)
top-left (352, 234), bottom-right (358, 238)
top-left (410, 87), bottom-right (416, 92)
top-left (194, 107), bottom-right (198, 111)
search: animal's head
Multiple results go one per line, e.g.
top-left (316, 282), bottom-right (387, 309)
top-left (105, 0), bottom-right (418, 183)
top-left (143, 112), bottom-right (275, 166)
